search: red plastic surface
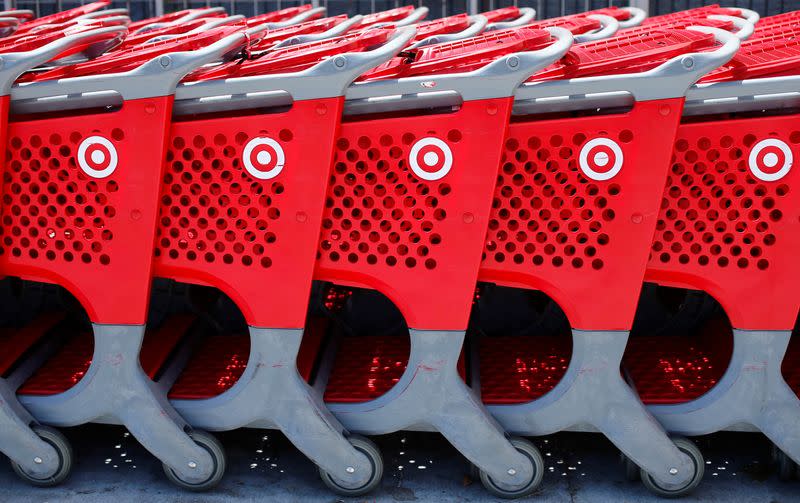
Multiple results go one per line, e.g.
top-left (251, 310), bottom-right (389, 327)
top-left (479, 99), bottom-right (684, 330)
top-left (624, 318), bottom-right (732, 404)
top-left (701, 31), bottom-right (800, 82)
top-left (167, 315), bottom-right (326, 399)
top-left (532, 29), bottom-right (715, 81)
top-left (588, 6), bottom-right (633, 21)
top-left (412, 13), bottom-right (471, 42)
top-left (640, 5), bottom-right (742, 26)
top-left (481, 7), bottom-right (521, 23)
top-left (0, 313), bottom-right (63, 377)
top-left (154, 97), bottom-right (343, 329)
top-left (248, 15), bottom-right (348, 50)
top-left (532, 16), bottom-right (602, 36)
top-left (478, 335), bottom-right (570, 404)
top-left (315, 98), bottom-right (513, 331)
top-left (127, 7), bottom-right (227, 32)
top-left (323, 334), bottom-right (466, 403)
top-left (17, 315), bottom-right (192, 396)
top-left (14, 1), bottom-right (109, 35)
top-left (0, 20), bottom-right (125, 58)
top-left (0, 98), bottom-right (173, 325)
top-left (362, 26), bottom-right (552, 80)
top-left (357, 6), bottom-right (418, 28)
top-left (245, 5), bottom-right (319, 27)
top-left (645, 114), bottom-right (800, 330)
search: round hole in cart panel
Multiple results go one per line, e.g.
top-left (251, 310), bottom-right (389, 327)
top-left (748, 139), bottom-right (793, 182)
top-left (243, 137), bottom-right (285, 180)
top-left (77, 136), bottom-right (118, 179)
top-left (409, 137), bottom-right (453, 181)
top-left (579, 138), bottom-right (623, 181)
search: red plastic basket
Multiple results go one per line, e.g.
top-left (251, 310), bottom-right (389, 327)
top-left (14, 1), bottom-right (110, 35)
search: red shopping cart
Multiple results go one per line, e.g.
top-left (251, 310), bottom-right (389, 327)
top-left (3, 26), bottom-right (252, 491)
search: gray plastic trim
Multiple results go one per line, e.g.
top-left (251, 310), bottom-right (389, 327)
top-left (393, 7), bottom-right (429, 27)
top-left (270, 15), bottom-right (364, 48)
top-left (708, 14), bottom-right (754, 40)
top-left (173, 26), bottom-right (416, 108)
top-left (407, 14), bottom-right (487, 49)
top-left (515, 27), bottom-right (739, 104)
top-left (734, 7), bottom-right (760, 24)
top-left (132, 7), bottom-right (227, 34)
top-left (275, 6), bottom-right (327, 27)
top-left (683, 75), bottom-right (800, 115)
top-left (0, 26), bottom-right (128, 96)
top-left (345, 26), bottom-right (573, 102)
top-left (76, 8), bottom-right (129, 19)
top-left (144, 15), bottom-right (245, 44)
top-left (574, 14), bottom-right (620, 43)
top-left (484, 7), bottom-right (535, 31)
top-left (11, 30), bottom-right (249, 103)
top-left (619, 6), bottom-right (647, 28)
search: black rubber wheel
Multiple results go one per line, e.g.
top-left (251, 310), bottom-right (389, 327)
top-left (480, 437), bottom-right (544, 499)
top-left (10, 425), bottom-right (73, 487)
top-left (641, 437), bottom-right (704, 498)
top-left (319, 435), bottom-right (383, 497)
top-left (162, 431), bottom-right (226, 492)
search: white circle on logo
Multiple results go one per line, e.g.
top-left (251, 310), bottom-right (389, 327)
top-left (242, 137), bottom-right (285, 180)
top-left (579, 138), bottom-right (623, 181)
top-left (749, 139), bottom-right (793, 182)
top-left (409, 137), bottom-right (453, 181)
top-left (77, 136), bottom-right (118, 179)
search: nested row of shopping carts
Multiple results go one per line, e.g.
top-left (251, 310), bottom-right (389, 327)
top-left (0, 0), bottom-right (796, 498)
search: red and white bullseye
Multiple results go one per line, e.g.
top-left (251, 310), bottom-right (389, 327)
top-left (409, 137), bottom-right (453, 181)
top-left (579, 138), bottom-right (623, 181)
top-left (77, 136), bottom-right (118, 178)
top-left (748, 139), bottom-right (793, 182)
top-left (242, 137), bottom-right (285, 180)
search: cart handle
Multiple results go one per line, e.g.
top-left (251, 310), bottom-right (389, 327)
top-left (145, 15), bottom-right (246, 44)
top-left (0, 10), bottom-right (34, 20)
top-left (264, 7), bottom-right (327, 28)
top-left (393, 7), bottom-right (429, 27)
top-left (11, 30), bottom-right (249, 102)
top-left (732, 7), bottom-right (760, 24)
top-left (516, 26), bottom-right (739, 103)
top-left (174, 26), bottom-right (417, 106)
top-left (707, 14), bottom-right (754, 40)
top-left (0, 16), bottom-right (20, 35)
top-left (346, 26), bottom-right (573, 102)
top-left (76, 8), bottom-right (129, 20)
top-left (133, 7), bottom-right (227, 34)
top-left (619, 6), bottom-right (646, 28)
top-left (574, 14), bottom-right (619, 43)
top-left (0, 26), bottom-right (127, 95)
top-left (485, 7), bottom-right (535, 32)
top-left (270, 15), bottom-right (364, 48)
top-left (409, 14), bottom-right (488, 49)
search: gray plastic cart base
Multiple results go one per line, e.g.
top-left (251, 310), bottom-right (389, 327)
top-left (0, 378), bottom-right (61, 478)
top-left (486, 330), bottom-right (696, 489)
top-left (646, 329), bottom-right (800, 464)
top-left (325, 329), bottom-right (536, 490)
top-left (17, 323), bottom-right (216, 484)
top-left (170, 327), bottom-right (374, 488)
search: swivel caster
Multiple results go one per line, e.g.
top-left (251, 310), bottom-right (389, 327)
top-left (479, 437), bottom-right (544, 499)
top-left (319, 435), bottom-right (383, 497)
top-left (11, 425), bottom-right (73, 487)
top-left (163, 430), bottom-right (226, 491)
top-left (640, 437), bottom-right (704, 498)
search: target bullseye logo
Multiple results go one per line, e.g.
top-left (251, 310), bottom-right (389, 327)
top-left (409, 137), bottom-right (453, 181)
top-left (77, 136), bottom-right (118, 178)
top-left (242, 137), bottom-right (285, 180)
top-left (748, 139), bottom-right (793, 182)
top-left (579, 138), bottom-right (623, 181)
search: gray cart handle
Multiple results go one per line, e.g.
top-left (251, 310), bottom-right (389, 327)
top-left (0, 25), bottom-right (127, 96)
top-left (516, 26), bottom-right (739, 103)
top-left (12, 30), bottom-right (249, 102)
top-left (408, 14), bottom-right (488, 49)
top-left (76, 8), bottom-right (130, 20)
top-left (732, 7), bottom-right (760, 23)
top-left (145, 15), bottom-right (246, 44)
top-left (264, 7), bottom-right (327, 29)
top-left (619, 7), bottom-right (646, 28)
top-left (574, 14), bottom-right (620, 43)
top-left (370, 7), bottom-right (429, 29)
top-left (133, 7), bottom-right (227, 34)
top-left (345, 26), bottom-right (573, 102)
top-left (270, 15), bottom-right (364, 48)
top-left (708, 14), bottom-right (754, 40)
top-left (485, 7), bottom-right (535, 32)
top-left (173, 26), bottom-right (418, 112)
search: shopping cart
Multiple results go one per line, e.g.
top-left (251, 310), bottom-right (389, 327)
top-left (309, 26), bottom-right (573, 498)
top-left (3, 26), bottom-right (252, 491)
top-left (473, 26), bottom-right (738, 497)
top-left (622, 14), bottom-right (800, 483)
top-left (484, 7), bottom-right (536, 31)
top-left (357, 5), bottom-right (429, 28)
top-left (139, 26), bottom-right (416, 497)
top-left (13, 1), bottom-right (112, 35)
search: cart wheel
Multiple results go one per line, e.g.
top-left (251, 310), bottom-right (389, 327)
top-left (11, 425), bottom-right (73, 487)
top-left (620, 453), bottom-right (640, 482)
top-left (776, 449), bottom-right (797, 482)
top-left (319, 435), bottom-right (383, 497)
top-left (641, 437), bottom-right (704, 498)
top-left (480, 437), bottom-right (544, 499)
top-left (163, 430), bottom-right (226, 492)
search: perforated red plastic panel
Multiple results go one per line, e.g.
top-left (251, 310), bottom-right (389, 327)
top-left (644, 114), bottom-right (800, 330)
top-left (0, 98), bottom-right (173, 324)
top-left (624, 319), bottom-right (732, 404)
top-left (17, 315), bottom-right (190, 396)
top-left (478, 336), bottom-right (570, 404)
top-left (479, 99), bottom-right (683, 330)
top-left (323, 334), bottom-right (466, 403)
top-left (154, 98), bottom-right (342, 329)
top-left (0, 313), bottom-right (63, 377)
top-left (315, 98), bottom-right (513, 330)
top-left (700, 31), bottom-right (800, 82)
top-left (168, 316), bottom-right (326, 399)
